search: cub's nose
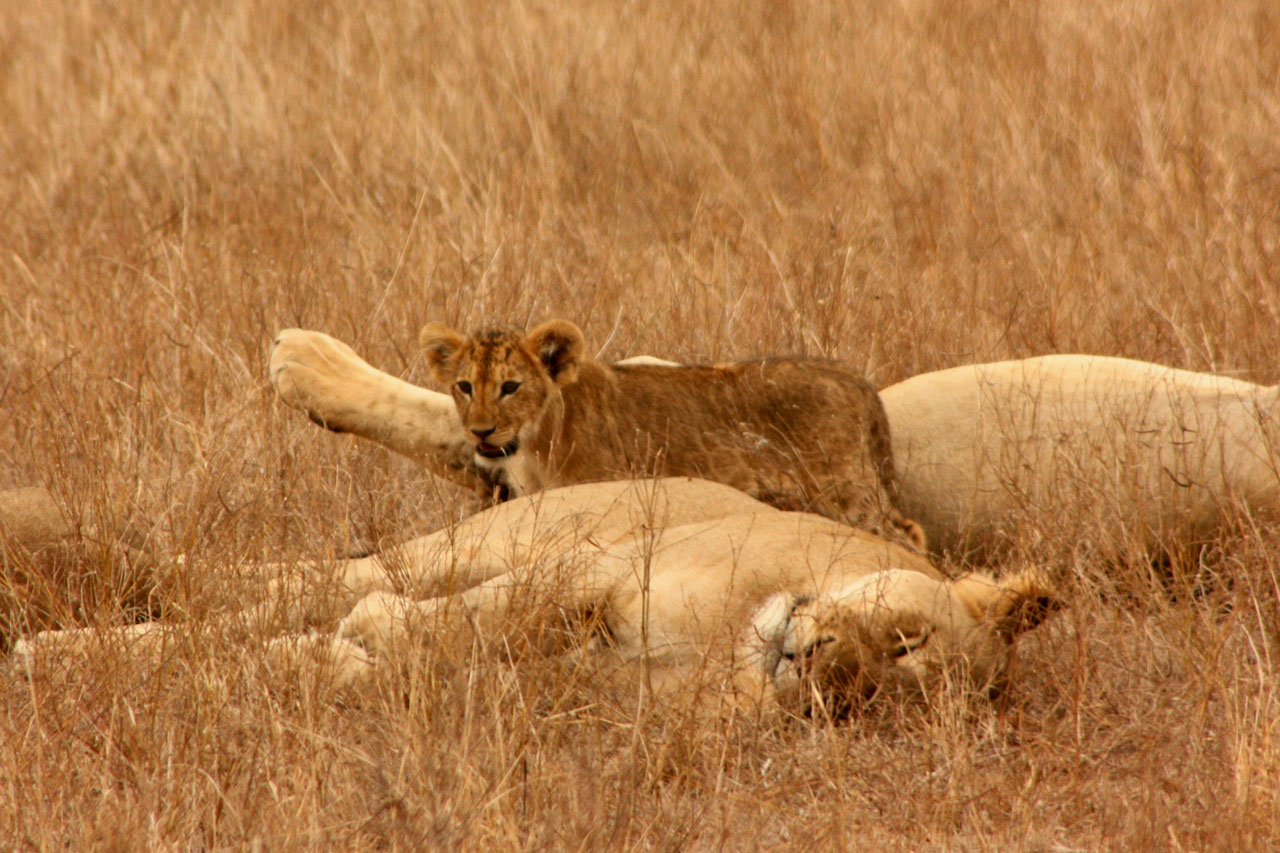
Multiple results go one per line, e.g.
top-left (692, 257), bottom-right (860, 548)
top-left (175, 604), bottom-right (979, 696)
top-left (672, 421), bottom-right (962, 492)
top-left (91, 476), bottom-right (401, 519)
top-left (472, 427), bottom-right (496, 440)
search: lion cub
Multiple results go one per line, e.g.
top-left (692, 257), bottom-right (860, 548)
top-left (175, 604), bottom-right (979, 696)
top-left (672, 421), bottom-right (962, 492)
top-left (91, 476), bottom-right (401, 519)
top-left (418, 320), bottom-right (925, 550)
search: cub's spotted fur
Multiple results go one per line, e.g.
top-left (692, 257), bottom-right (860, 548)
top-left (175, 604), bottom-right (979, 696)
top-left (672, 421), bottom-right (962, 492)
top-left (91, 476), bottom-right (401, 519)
top-left (425, 320), bottom-right (923, 548)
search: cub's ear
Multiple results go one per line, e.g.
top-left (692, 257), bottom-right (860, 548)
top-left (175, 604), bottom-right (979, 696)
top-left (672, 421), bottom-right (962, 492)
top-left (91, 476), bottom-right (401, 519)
top-left (525, 320), bottom-right (584, 385)
top-left (419, 323), bottom-right (468, 385)
top-left (952, 568), bottom-right (1062, 642)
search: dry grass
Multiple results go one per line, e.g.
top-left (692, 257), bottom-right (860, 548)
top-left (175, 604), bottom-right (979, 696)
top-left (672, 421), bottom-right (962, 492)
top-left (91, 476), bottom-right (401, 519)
top-left (2, 0), bottom-right (1280, 847)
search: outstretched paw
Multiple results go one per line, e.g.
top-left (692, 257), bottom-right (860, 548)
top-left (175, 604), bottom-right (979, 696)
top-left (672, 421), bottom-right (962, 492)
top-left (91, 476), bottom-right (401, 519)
top-left (7, 622), bottom-right (164, 679)
top-left (268, 329), bottom-right (470, 471)
top-left (269, 329), bottom-right (376, 432)
top-left (338, 591), bottom-right (418, 656)
top-left (264, 632), bottom-right (376, 688)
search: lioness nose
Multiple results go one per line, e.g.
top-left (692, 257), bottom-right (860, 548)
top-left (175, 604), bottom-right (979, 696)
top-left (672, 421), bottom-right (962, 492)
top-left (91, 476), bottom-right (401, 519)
top-left (472, 427), bottom-right (495, 440)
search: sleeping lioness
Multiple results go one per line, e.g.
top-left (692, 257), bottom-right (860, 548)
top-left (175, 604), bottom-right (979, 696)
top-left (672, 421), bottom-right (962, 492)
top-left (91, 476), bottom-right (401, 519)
top-left (269, 322), bottom-right (925, 550)
top-left (329, 478), bottom-right (1057, 712)
top-left (10, 479), bottom-right (1057, 713)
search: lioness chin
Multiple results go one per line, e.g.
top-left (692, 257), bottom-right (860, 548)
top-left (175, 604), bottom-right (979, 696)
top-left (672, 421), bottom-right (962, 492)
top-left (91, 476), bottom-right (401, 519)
top-left (270, 321), bottom-right (925, 550)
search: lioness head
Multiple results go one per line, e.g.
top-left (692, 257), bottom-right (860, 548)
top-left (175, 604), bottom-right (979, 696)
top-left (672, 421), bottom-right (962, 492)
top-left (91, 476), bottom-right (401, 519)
top-left (420, 320), bottom-right (584, 466)
top-left (750, 567), bottom-right (1058, 715)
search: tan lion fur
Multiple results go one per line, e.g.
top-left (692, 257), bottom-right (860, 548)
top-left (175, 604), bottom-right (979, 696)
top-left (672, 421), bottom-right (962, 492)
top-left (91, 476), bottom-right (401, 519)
top-left (0, 487), bottom-right (70, 551)
top-left (14, 479), bottom-right (1057, 712)
top-left (335, 478), bottom-right (1056, 710)
top-left (880, 355), bottom-right (1280, 561)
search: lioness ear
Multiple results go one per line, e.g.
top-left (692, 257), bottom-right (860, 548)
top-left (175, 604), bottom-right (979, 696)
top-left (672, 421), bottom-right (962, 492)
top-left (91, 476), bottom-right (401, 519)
top-left (419, 322), bottom-right (467, 385)
top-left (953, 568), bottom-right (1062, 642)
top-left (525, 320), bottom-right (584, 385)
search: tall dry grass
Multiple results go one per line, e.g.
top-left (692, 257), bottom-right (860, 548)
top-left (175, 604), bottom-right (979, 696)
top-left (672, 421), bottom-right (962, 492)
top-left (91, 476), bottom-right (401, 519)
top-left (2, 0), bottom-right (1279, 847)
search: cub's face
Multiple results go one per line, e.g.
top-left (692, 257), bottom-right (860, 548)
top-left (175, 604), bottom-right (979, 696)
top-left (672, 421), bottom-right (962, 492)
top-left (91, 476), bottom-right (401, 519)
top-left (420, 320), bottom-right (585, 469)
top-left (749, 568), bottom-right (1057, 715)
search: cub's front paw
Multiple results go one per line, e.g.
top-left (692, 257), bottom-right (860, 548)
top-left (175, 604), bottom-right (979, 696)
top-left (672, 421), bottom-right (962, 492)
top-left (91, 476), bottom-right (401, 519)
top-left (338, 591), bottom-right (417, 656)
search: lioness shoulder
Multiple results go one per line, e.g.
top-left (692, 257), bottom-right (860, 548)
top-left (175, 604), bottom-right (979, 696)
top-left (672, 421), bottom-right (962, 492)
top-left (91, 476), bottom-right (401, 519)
top-left (420, 319), bottom-right (924, 549)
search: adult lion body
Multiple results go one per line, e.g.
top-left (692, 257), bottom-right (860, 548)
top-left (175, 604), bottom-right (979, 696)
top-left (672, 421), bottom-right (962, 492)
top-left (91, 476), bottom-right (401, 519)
top-left (270, 322), bottom-right (924, 549)
top-left (880, 355), bottom-right (1280, 560)
top-left (335, 478), bottom-right (1055, 710)
top-left (10, 478), bottom-right (1055, 712)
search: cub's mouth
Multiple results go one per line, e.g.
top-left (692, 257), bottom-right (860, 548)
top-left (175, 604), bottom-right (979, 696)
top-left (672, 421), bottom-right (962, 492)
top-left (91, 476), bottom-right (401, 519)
top-left (475, 437), bottom-right (520, 459)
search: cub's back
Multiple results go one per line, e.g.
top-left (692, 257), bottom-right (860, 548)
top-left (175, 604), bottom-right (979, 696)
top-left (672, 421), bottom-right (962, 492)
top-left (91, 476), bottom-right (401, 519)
top-left (558, 357), bottom-right (916, 548)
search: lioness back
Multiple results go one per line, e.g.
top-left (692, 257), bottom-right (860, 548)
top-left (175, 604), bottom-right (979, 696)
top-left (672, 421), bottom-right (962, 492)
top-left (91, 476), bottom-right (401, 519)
top-left (421, 320), bottom-right (924, 550)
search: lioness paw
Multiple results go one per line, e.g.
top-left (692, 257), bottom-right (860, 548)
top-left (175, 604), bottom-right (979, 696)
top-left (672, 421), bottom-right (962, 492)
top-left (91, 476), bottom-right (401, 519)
top-left (270, 330), bottom-right (350, 408)
top-left (264, 633), bottom-right (376, 688)
top-left (338, 591), bottom-right (417, 655)
top-left (8, 636), bottom-right (39, 679)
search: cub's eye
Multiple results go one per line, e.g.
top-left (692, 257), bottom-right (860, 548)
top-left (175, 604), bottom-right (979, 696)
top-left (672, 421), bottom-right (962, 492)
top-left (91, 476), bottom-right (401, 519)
top-left (456, 381), bottom-right (473, 396)
top-left (500, 381), bottom-right (521, 397)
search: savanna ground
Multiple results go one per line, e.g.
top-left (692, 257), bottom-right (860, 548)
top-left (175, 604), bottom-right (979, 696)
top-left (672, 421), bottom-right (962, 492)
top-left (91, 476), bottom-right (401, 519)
top-left (2, 0), bottom-right (1280, 848)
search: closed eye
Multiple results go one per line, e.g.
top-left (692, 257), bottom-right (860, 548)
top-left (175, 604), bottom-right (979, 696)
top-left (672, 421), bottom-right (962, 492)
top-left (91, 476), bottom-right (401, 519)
top-left (500, 380), bottom-right (521, 397)
top-left (890, 629), bottom-right (931, 659)
top-left (782, 636), bottom-right (835, 662)
top-left (456, 381), bottom-right (472, 396)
